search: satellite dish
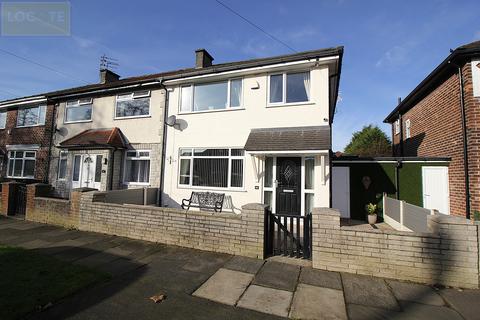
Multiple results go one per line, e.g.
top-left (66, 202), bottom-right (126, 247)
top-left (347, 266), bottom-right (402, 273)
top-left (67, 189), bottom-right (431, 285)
top-left (56, 126), bottom-right (68, 136)
top-left (166, 115), bottom-right (177, 127)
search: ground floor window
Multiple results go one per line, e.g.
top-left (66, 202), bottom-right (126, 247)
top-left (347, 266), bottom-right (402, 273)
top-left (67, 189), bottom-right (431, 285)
top-left (57, 151), bottom-right (68, 179)
top-left (7, 150), bottom-right (36, 178)
top-left (124, 150), bottom-right (150, 184)
top-left (178, 148), bottom-right (244, 189)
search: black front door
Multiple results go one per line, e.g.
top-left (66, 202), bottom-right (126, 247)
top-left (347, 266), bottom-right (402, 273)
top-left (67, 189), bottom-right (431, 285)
top-left (276, 157), bottom-right (301, 215)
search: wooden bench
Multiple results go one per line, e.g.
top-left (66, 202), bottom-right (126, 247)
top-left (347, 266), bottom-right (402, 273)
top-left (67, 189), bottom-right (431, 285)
top-left (181, 192), bottom-right (225, 213)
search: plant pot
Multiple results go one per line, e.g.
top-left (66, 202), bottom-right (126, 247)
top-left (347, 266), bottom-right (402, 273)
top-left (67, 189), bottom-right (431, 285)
top-left (368, 214), bottom-right (377, 225)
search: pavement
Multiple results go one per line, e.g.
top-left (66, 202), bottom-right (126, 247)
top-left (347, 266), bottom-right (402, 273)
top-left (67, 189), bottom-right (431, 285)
top-left (1, 216), bottom-right (480, 320)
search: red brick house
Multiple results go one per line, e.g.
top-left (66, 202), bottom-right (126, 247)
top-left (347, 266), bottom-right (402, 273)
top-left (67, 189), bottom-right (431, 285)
top-left (384, 41), bottom-right (480, 218)
top-left (0, 95), bottom-right (55, 182)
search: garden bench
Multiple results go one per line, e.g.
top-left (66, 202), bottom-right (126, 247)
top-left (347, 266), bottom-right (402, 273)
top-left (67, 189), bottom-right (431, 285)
top-left (181, 191), bottom-right (225, 213)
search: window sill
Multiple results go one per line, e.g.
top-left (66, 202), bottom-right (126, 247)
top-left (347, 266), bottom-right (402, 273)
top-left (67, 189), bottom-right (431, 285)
top-left (64, 120), bottom-right (92, 124)
top-left (266, 101), bottom-right (314, 108)
top-left (177, 185), bottom-right (247, 192)
top-left (6, 176), bottom-right (35, 179)
top-left (114, 115), bottom-right (151, 120)
top-left (15, 124), bottom-right (45, 128)
top-left (123, 182), bottom-right (150, 186)
top-left (178, 107), bottom-right (245, 115)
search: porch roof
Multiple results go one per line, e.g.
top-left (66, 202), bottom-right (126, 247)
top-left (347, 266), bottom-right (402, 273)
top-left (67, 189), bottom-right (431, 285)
top-left (58, 128), bottom-right (128, 150)
top-left (244, 126), bottom-right (330, 153)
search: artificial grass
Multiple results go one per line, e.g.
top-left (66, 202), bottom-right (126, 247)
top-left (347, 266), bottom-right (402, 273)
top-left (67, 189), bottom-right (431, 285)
top-left (0, 245), bottom-right (109, 320)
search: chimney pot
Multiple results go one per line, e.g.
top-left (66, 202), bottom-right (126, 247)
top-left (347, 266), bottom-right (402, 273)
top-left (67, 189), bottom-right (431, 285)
top-left (195, 49), bottom-right (214, 68)
top-left (100, 69), bottom-right (120, 84)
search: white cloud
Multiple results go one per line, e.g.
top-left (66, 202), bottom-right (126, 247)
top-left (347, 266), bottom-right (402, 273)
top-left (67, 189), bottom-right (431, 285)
top-left (376, 45), bottom-right (410, 68)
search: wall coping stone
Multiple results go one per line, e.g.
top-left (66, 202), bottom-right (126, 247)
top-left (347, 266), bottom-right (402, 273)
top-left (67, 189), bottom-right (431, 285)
top-left (72, 187), bottom-right (99, 193)
top-left (35, 196), bottom-right (70, 204)
top-left (312, 207), bottom-right (341, 217)
top-left (429, 214), bottom-right (472, 225)
top-left (242, 203), bottom-right (269, 211)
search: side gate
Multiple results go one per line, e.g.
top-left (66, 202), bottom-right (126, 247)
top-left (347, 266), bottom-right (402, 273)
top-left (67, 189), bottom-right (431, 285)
top-left (264, 209), bottom-right (312, 259)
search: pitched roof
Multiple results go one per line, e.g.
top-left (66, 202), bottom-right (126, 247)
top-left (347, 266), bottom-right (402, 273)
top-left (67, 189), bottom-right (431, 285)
top-left (244, 126), bottom-right (331, 152)
top-left (384, 40), bottom-right (480, 123)
top-left (58, 128), bottom-right (128, 149)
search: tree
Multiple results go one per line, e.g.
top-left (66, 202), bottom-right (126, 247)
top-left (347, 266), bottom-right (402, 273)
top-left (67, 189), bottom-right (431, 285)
top-left (344, 125), bottom-right (391, 157)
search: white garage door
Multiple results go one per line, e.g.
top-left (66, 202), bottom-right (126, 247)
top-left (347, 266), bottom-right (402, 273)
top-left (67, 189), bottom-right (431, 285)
top-left (422, 166), bottom-right (450, 215)
top-left (332, 167), bottom-right (350, 218)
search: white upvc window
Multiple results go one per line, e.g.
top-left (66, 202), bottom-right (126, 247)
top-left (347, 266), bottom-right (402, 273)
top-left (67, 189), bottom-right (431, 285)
top-left (57, 151), bottom-right (68, 180)
top-left (123, 150), bottom-right (151, 185)
top-left (0, 111), bottom-right (6, 129)
top-left (115, 91), bottom-right (151, 119)
top-left (16, 105), bottom-right (46, 127)
top-left (178, 148), bottom-right (245, 189)
top-left (268, 71), bottom-right (310, 105)
top-left (7, 150), bottom-right (36, 178)
top-left (65, 98), bottom-right (93, 123)
top-left (394, 119), bottom-right (400, 135)
top-left (303, 157), bottom-right (315, 215)
top-left (179, 78), bottom-right (243, 113)
top-left (263, 157), bottom-right (275, 210)
top-left (405, 119), bottom-right (411, 139)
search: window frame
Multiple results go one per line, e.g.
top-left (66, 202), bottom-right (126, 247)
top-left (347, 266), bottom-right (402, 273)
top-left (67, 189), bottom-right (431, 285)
top-left (115, 91), bottom-right (151, 120)
top-left (178, 147), bottom-right (245, 191)
top-left (57, 151), bottom-right (68, 180)
top-left (405, 119), bottom-right (411, 139)
top-left (16, 105), bottom-right (46, 128)
top-left (6, 150), bottom-right (36, 179)
top-left (267, 71), bottom-right (311, 107)
top-left (64, 98), bottom-right (93, 124)
top-left (0, 110), bottom-right (6, 129)
top-left (122, 150), bottom-right (151, 186)
top-left (178, 78), bottom-right (244, 114)
top-left (394, 119), bottom-right (400, 135)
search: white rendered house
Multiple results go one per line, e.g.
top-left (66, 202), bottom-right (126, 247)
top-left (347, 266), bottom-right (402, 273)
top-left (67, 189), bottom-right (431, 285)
top-left (161, 47), bottom-right (343, 214)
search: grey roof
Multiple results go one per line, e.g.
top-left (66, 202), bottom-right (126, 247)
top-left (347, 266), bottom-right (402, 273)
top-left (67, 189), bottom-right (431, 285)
top-left (244, 126), bottom-right (331, 151)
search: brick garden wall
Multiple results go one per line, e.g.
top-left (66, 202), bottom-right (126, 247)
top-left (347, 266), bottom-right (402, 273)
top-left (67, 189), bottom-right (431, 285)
top-left (312, 208), bottom-right (480, 289)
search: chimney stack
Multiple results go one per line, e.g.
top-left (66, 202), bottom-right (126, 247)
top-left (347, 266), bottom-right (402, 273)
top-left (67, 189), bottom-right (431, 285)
top-left (99, 69), bottom-right (120, 84)
top-left (195, 49), bottom-right (214, 68)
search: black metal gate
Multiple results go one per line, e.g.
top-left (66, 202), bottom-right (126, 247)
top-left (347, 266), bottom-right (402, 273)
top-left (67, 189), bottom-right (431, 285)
top-left (264, 209), bottom-right (312, 259)
top-left (13, 184), bottom-right (27, 216)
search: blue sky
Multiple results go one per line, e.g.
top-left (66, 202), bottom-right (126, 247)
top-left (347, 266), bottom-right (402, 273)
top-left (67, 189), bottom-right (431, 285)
top-left (0, 0), bottom-right (478, 150)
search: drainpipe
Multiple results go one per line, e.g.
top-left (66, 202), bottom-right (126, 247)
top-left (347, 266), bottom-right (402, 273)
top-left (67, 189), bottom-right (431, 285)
top-left (158, 77), bottom-right (167, 206)
top-left (44, 102), bottom-right (57, 184)
top-left (457, 64), bottom-right (471, 219)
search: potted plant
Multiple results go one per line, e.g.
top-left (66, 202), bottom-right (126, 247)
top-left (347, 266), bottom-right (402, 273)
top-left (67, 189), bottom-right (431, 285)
top-left (365, 203), bottom-right (377, 225)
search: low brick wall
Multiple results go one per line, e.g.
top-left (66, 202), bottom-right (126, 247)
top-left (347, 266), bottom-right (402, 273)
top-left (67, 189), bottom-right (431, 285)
top-left (312, 208), bottom-right (480, 288)
top-left (76, 192), bottom-right (265, 258)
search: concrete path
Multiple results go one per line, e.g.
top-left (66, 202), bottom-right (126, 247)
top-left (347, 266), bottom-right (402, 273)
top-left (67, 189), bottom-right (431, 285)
top-left (1, 217), bottom-right (479, 320)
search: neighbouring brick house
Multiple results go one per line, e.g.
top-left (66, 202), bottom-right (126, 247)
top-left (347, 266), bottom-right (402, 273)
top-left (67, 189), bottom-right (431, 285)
top-left (384, 40), bottom-right (480, 218)
top-left (0, 95), bottom-right (55, 182)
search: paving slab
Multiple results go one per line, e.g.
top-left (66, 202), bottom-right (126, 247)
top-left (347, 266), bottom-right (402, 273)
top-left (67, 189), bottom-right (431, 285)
top-left (16, 239), bottom-right (51, 250)
top-left (399, 301), bottom-right (463, 320)
top-left (182, 252), bottom-right (231, 274)
top-left (252, 260), bottom-right (300, 291)
top-left (347, 304), bottom-right (403, 320)
top-left (342, 273), bottom-right (400, 311)
top-left (53, 247), bottom-right (99, 262)
top-left (289, 283), bottom-right (347, 320)
top-left (299, 268), bottom-right (343, 290)
top-left (386, 280), bottom-right (444, 306)
top-left (439, 288), bottom-right (480, 320)
top-left (237, 284), bottom-right (293, 317)
top-left (223, 256), bottom-right (264, 274)
top-left (96, 257), bottom-right (145, 277)
top-left (73, 251), bottom-right (123, 268)
top-left (192, 268), bottom-right (253, 305)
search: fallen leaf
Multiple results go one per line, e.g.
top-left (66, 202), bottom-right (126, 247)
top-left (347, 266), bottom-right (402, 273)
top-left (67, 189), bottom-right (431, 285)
top-left (149, 294), bottom-right (166, 303)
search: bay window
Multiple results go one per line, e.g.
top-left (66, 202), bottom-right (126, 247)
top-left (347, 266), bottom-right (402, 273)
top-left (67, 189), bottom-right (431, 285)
top-left (65, 98), bottom-right (92, 123)
top-left (124, 150), bottom-right (150, 184)
top-left (179, 148), bottom-right (244, 189)
top-left (116, 91), bottom-right (150, 118)
top-left (179, 79), bottom-right (242, 113)
top-left (17, 105), bottom-right (46, 127)
top-left (269, 71), bottom-right (310, 105)
top-left (7, 150), bottom-right (36, 178)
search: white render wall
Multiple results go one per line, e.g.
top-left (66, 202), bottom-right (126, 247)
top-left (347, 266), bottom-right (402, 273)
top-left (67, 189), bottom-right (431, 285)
top-left (162, 64), bottom-right (332, 212)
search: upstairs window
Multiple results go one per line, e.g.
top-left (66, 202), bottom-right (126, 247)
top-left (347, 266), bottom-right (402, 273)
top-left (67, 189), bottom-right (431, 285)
top-left (180, 79), bottom-right (243, 113)
top-left (394, 119), bottom-right (400, 135)
top-left (269, 71), bottom-right (310, 105)
top-left (115, 91), bottom-right (150, 119)
top-left (0, 111), bottom-right (6, 129)
top-left (179, 148), bottom-right (244, 189)
top-left (7, 150), bottom-right (36, 178)
top-left (17, 105), bottom-right (46, 127)
top-left (405, 119), bottom-right (411, 139)
top-left (65, 98), bottom-right (93, 123)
